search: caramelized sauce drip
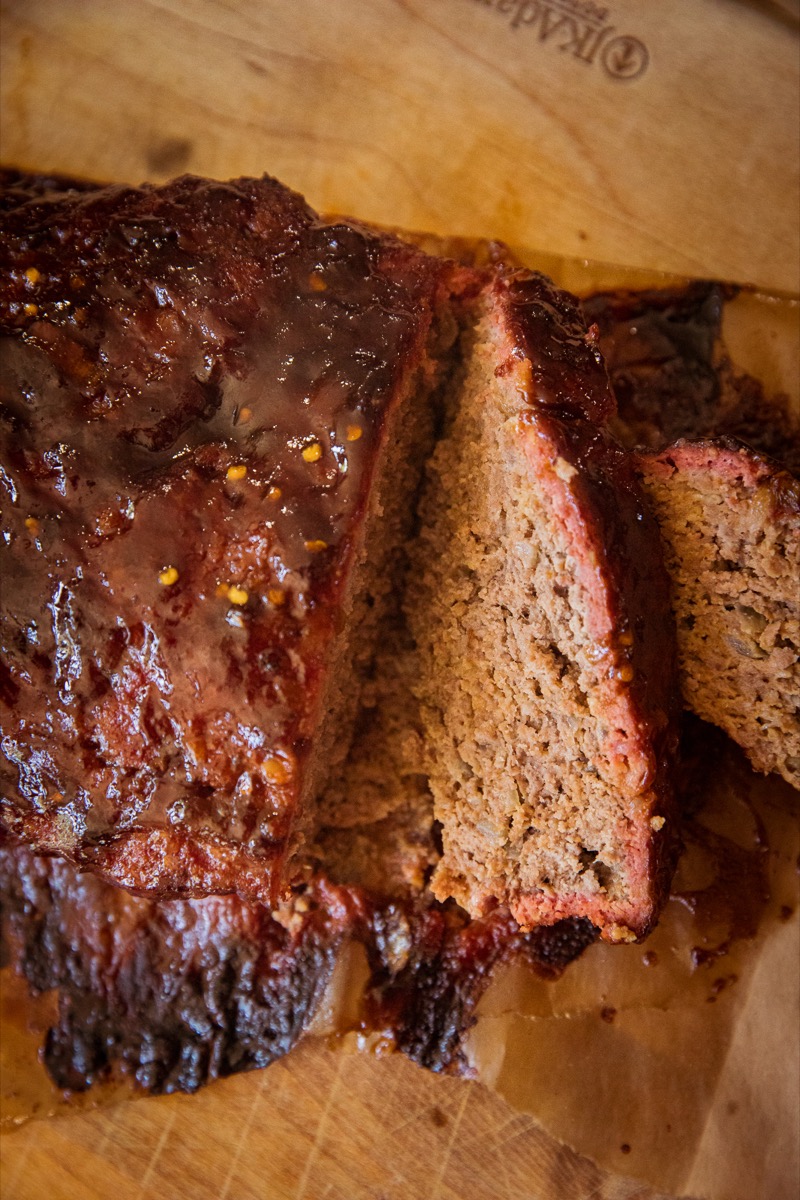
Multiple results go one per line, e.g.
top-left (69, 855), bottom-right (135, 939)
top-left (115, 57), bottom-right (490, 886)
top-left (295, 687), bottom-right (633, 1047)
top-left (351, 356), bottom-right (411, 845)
top-left (584, 281), bottom-right (800, 474)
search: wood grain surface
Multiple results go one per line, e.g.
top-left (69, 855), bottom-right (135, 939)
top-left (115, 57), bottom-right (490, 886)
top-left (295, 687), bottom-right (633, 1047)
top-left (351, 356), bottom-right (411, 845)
top-left (1, 1043), bottom-right (683, 1200)
top-left (0, 2), bottom-right (798, 1198)
top-left (1, 0), bottom-right (798, 291)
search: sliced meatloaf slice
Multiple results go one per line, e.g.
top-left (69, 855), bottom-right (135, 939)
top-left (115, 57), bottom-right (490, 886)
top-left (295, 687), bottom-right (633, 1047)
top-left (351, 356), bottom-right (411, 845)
top-left (0, 172), bottom-right (473, 902)
top-left (407, 268), bottom-right (680, 942)
top-left (635, 440), bottom-right (800, 788)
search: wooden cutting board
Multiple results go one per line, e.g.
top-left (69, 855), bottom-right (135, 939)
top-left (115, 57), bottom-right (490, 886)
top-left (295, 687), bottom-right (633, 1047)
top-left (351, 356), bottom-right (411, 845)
top-left (1, 3), bottom-right (798, 1198)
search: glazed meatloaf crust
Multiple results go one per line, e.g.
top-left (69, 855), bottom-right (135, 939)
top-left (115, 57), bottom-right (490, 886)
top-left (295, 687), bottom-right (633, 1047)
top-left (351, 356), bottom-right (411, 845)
top-left (0, 171), bottom-right (469, 901)
top-left (409, 268), bottom-right (680, 942)
top-left (636, 439), bottom-right (800, 789)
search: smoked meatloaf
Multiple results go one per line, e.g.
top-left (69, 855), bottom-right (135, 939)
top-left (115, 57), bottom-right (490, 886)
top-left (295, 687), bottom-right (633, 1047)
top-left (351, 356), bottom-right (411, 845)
top-left (0, 170), bottom-right (471, 901)
top-left (1, 170), bottom-right (679, 939)
top-left (408, 267), bottom-right (679, 941)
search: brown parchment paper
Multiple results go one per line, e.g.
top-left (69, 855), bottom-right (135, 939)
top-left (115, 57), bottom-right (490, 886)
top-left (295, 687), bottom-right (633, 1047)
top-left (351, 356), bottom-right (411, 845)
top-left (1, 253), bottom-right (798, 1200)
top-left (468, 753), bottom-right (800, 1199)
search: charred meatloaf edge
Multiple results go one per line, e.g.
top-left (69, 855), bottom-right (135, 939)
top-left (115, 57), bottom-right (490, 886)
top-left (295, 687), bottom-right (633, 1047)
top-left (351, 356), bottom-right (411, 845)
top-left (0, 840), bottom-right (596, 1092)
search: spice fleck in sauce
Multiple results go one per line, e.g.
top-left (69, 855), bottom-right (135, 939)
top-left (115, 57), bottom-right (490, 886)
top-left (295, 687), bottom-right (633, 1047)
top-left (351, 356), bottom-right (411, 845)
top-left (0, 172), bottom-right (449, 898)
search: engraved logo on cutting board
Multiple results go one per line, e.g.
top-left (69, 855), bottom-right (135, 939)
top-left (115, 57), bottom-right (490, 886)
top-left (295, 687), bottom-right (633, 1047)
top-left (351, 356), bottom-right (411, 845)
top-left (469, 0), bottom-right (650, 82)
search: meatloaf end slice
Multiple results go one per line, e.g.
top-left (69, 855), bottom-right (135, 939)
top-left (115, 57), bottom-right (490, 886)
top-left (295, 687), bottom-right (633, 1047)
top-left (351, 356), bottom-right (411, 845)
top-left (408, 269), bottom-right (680, 942)
top-left (635, 439), bottom-right (800, 788)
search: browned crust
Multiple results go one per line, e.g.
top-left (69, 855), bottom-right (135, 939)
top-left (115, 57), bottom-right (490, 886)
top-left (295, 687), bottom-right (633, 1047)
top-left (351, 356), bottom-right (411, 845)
top-left (638, 436), bottom-right (800, 516)
top-left (0, 815), bottom-right (282, 901)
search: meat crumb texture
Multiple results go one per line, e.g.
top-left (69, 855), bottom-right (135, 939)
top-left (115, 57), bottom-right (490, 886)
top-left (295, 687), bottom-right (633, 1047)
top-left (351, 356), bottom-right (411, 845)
top-left (636, 440), bottom-right (800, 788)
top-left (407, 270), bottom-right (679, 940)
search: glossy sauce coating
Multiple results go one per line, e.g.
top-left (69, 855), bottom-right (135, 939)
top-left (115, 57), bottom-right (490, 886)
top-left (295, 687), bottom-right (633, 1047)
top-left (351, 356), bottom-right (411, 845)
top-left (0, 173), bottom-right (450, 896)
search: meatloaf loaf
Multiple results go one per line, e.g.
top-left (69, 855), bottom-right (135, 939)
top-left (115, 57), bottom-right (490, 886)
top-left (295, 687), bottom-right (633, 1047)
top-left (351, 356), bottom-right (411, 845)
top-left (0, 170), bottom-right (470, 901)
top-left (1, 171), bottom-right (680, 939)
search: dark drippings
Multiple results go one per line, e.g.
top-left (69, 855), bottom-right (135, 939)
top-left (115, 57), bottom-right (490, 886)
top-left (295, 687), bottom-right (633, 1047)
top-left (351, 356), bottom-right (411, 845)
top-left (676, 717), bottom-right (777, 973)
